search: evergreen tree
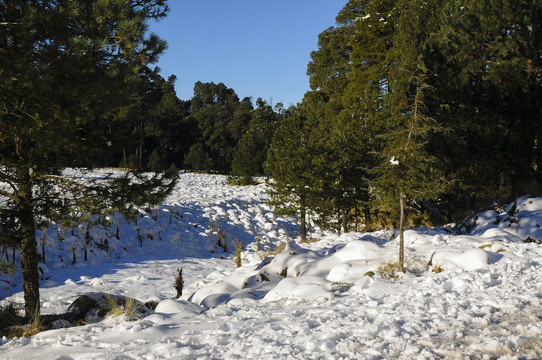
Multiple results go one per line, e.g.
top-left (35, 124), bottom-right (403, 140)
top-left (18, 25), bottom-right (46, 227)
top-left (370, 0), bottom-right (445, 271)
top-left (426, 0), bottom-right (542, 211)
top-left (231, 99), bottom-right (279, 179)
top-left (113, 70), bottom-right (163, 169)
top-left (335, 0), bottom-right (398, 231)
top-left (0, 0), bottom-right (172, 317)
top-left (143, 74), bottom-right (188, 170)
top-left (265, 106), bottom-right (319, 242)
top-left (230, 97), bottom-right (254, 144)
top-left (184, 82), bottom-right (242, 172)
top-left (147, 149), bottom-right (164, 172)
top-left (305, 0), bottom-right (373, 233)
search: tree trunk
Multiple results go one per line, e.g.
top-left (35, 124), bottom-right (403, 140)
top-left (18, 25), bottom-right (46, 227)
top-left (336, 208), bottom-right (342, 235)
top-left (300, 198), bottom-right (307, 243)
top-left (308, 212), bottom-right (312, 239)
top-left (399, 191), bottom-right (405, 273)
top-left (354, 207), bottom-right (359, 232)
top-left (122, 147), bottom-right (127, 167)
top-left (16, 165), bottom-right (40, 318)
top-left (364, 207), bottom-right (372, 232)
top-left (342, 207), bottom-right (348, 234)
top-left (138, 120), bottom-right (144, 169)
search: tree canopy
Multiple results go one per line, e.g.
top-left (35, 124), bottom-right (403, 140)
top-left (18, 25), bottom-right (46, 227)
top-left (264, 0), bottom-right (542, 266)
top-left (0, 0), bottom-right (174, 317)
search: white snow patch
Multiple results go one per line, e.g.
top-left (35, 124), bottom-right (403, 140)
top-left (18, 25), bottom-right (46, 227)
top-left (1, 172), bottom-right (542, 359)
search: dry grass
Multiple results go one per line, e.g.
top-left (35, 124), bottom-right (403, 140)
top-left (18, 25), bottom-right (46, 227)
top-left (377, 261), bottom-right (401, 279)
top-left (2, 305), bottom-right (46, 338)
top-left (232, 239), bottom-right (243, 268)
top-left (263, 242), bottom-right (286, 258)
top-left (479, 243), bottom-right (507, 253)
top-left (105, 295), bottom-right (147, 321)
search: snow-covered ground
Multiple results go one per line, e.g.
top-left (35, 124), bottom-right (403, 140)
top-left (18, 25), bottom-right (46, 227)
top-left (1, 171), bottom-right (542, 359)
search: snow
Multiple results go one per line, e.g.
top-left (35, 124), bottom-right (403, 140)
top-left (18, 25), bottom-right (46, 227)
top-left (1, 171), bottom-right (542, 359)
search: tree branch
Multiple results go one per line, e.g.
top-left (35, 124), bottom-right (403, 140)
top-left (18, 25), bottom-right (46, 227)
top-left (0, 188), bottom-right (18, 202)
top-left (41, 175), bottom-right (86, 190)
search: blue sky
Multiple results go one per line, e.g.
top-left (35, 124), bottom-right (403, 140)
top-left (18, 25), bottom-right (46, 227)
top-left (149, 1), bottom-right (348, 107)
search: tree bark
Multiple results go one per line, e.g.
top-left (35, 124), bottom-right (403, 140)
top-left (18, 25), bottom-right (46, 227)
top-left (399, 191), bottom-right (405, 273)
top-left (354, 207), bottom-right (359, 232)
top-left (342, 207), bottom-right (348, 234)
top-left (16, 165), bottom-right (40, 318)
top-left (300, 197), bottom-right (307, 243)
top-left (336, 208), bottom-right (342, 235)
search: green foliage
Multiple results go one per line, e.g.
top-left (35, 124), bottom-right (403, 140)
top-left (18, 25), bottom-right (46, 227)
top-left (231, 100), bottom-right (279, 177)
top-left (0, 0), bottom-right (171, 317)
top-left (109, 72), bottom-right (189, 171)
top-left (426, 0), bottom-right (542, 209)
top-left (184, 143), bottom-right (213, 172)
top-left (184, 87), bottom-right (283, 175)
top-left (0, 259), bottom-right (15, 275)
top-left (184, 82), bottom-right (243, 173)
top-left (266, 0), bottom-right (542, 238)
top-left (147, 149), bottom-right (164, 172)
top-left (227, 176), bottom-right (260, 186)
top-left (174, 268), bottom-right (184, 299)
top-left (265, 0), bottom-right (542, 271)
top-left (265, 105), bottom-right (320, 242)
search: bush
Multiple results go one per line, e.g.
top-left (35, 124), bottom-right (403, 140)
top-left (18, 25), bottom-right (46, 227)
top-left (147, 149), bottom-right (164, 172)
top-left (0, 303), bottom-right (45, 338)
top-left (232, 239), bottom-right (243, 268)
top-left (227, 175), bottom-right (259, 186)
top-left (0, 259), bottom-right (15, 275)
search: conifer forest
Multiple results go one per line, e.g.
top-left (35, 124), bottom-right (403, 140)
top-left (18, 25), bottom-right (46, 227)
top-left (1, 1), bottom-right (542, 357)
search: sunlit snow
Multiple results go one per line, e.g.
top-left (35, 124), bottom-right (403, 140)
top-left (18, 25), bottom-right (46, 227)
top-left (1, 171), bottom-right (541, 359)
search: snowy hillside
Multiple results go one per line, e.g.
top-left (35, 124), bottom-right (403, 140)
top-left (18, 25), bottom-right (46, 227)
top-left (1, 171), bottom-right (542, 359)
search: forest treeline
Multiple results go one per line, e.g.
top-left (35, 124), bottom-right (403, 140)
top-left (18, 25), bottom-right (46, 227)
top-left (269, 0), bottom-right (542, 238)
top-left (83, 75), bottom-right (287, 177)
top-left (103, 0), bottom-right (541, 235)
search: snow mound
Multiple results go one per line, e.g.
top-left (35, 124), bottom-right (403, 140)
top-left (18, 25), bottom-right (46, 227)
top-left (154, 299), bottom-right (202, 314)
top-left (432, 248), bottom-right (491, 271)
top-left (2, 174), bottom-right (542, 359)
top-left (263, 276), bottom-right (332, 302)
top-left (190, 238), bottom-right (391, 307)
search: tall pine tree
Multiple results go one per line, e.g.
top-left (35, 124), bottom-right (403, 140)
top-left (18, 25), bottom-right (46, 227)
top-left (265, 105), bottom-right (320, 242)
top-left (0, 0), bottom-right (172, 317)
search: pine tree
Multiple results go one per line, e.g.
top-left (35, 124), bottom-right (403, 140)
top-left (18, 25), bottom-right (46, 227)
top-left (0, 0), bottom-right (171, 317)
top-left (184, 82), bottom-right (243, 173)
top-left (336, 0), bottom-right (399, 231)
top-left (265, 106), bottom-right (319, 242)
top-left (143, 74), bottom-right (187, 170)
top-left (231, 100), bottom-right (279, 179)
top-left (112, 70), bottom-right (163, 169)
top-left (367, 0), bottom-right (445, 271)
top-left (427, 0), bottom-right (542, 209)
top-left (306, 1), bottom-right (373, 233)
